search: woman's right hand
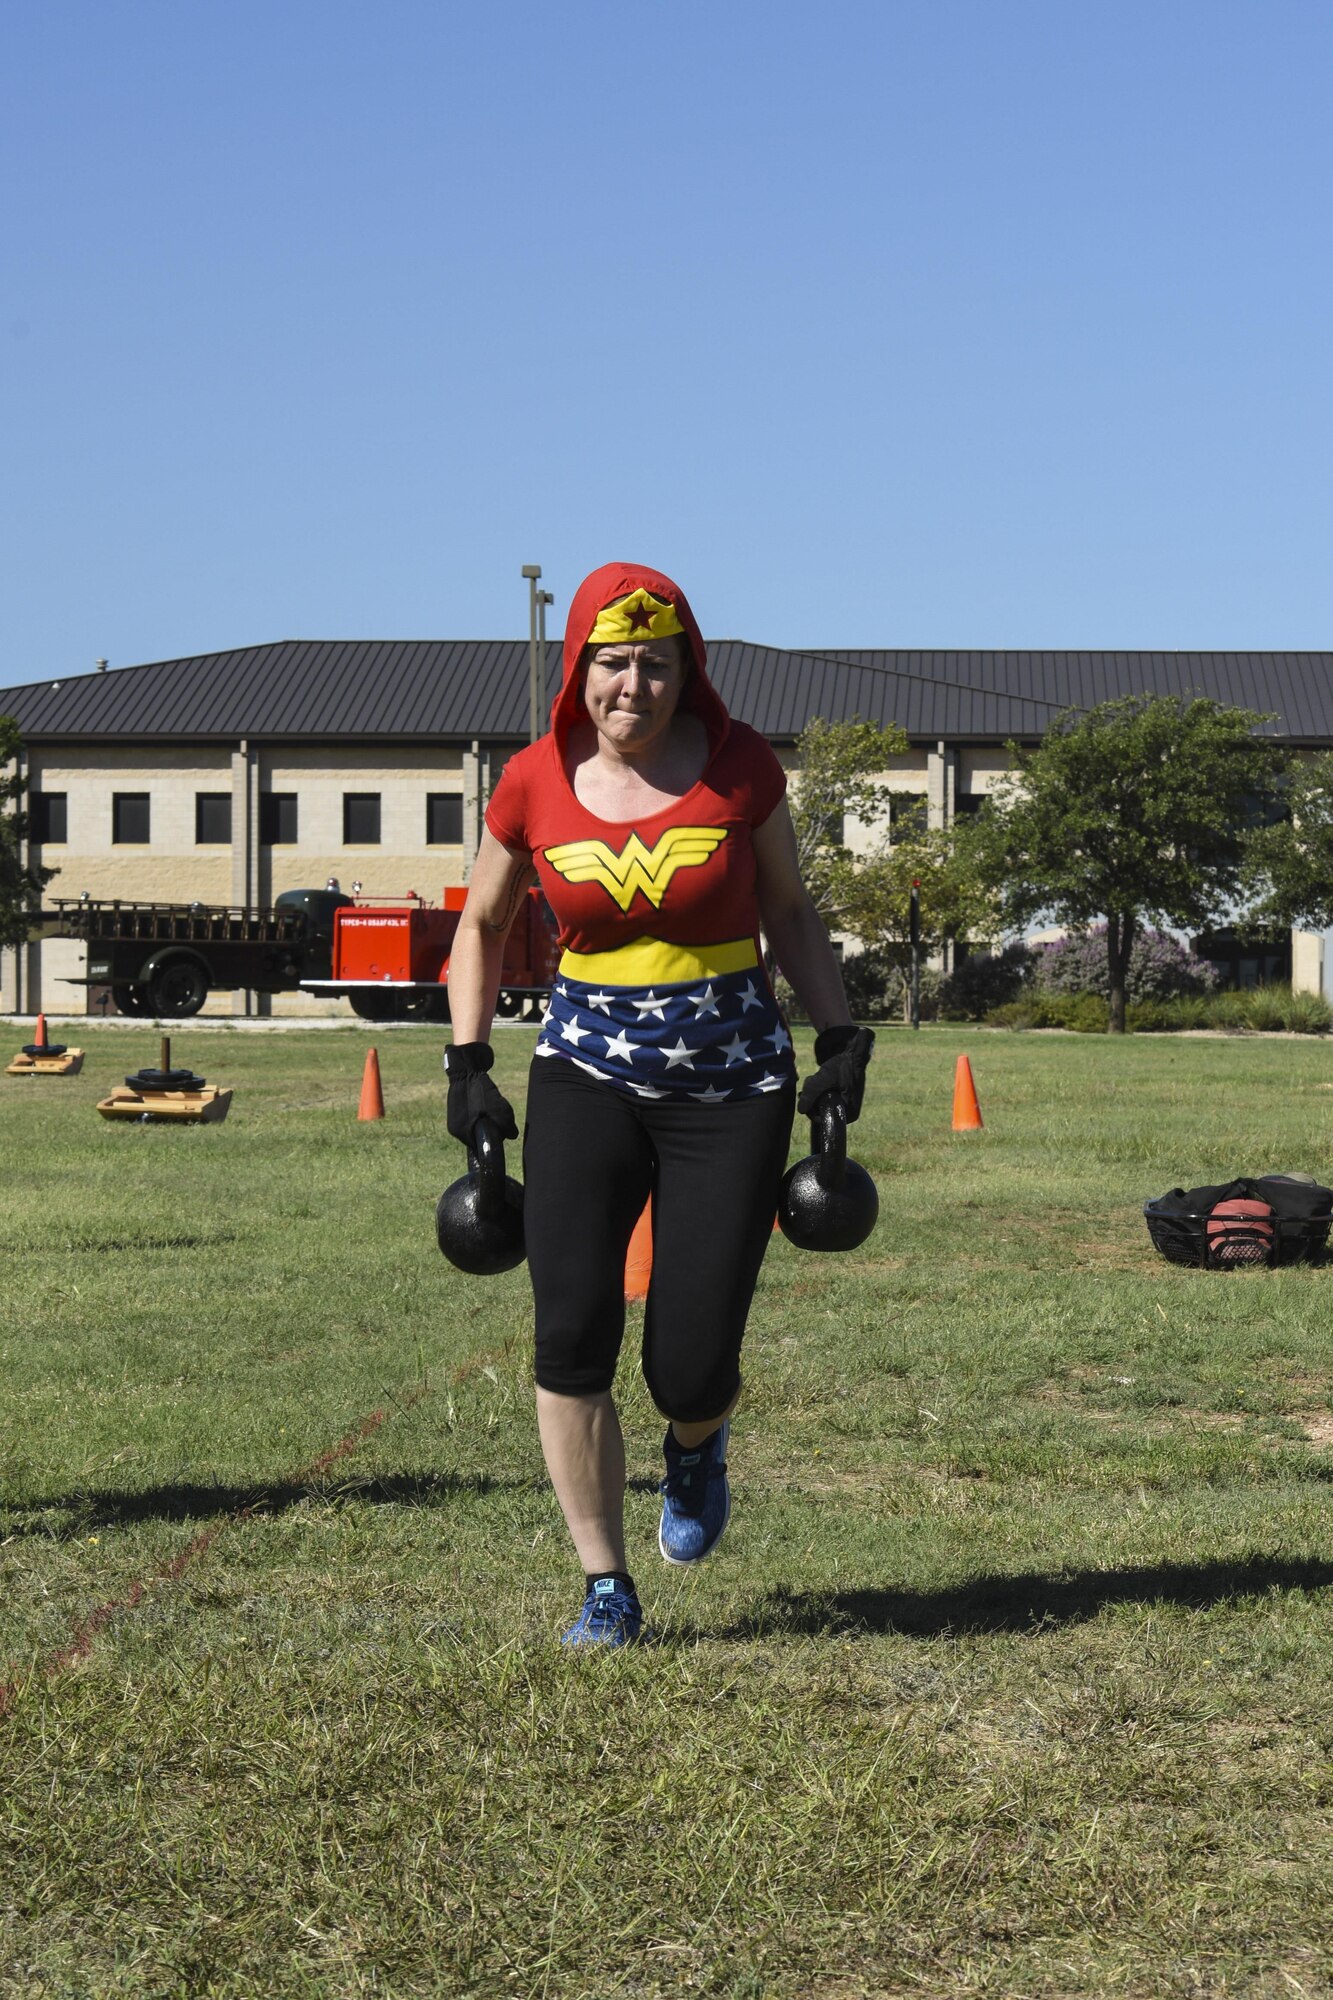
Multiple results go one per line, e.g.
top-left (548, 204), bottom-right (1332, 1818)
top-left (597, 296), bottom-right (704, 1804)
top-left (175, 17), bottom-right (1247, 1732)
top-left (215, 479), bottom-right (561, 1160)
top-left (444, 1042), bottom-right (519, 1148)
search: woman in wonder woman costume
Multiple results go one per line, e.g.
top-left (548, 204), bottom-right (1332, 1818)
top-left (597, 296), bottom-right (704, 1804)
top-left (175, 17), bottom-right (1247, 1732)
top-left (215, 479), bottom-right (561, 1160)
top-left (444, 562), bottom-right (874, 1645)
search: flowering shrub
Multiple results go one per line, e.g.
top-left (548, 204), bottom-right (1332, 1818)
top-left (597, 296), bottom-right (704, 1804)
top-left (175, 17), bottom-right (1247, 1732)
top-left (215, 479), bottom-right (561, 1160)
top-left (1031, 926), bottom-right (1218, 1001)
top-left (987, 981), bottom-right (1329, 1034)
top-left (986, 992), bottom-right (1111, 1033)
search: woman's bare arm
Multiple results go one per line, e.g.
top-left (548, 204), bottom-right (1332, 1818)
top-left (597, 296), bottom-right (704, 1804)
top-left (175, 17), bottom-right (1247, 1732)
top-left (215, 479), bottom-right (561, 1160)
top-left (447, 828), bottom-right (537, 1043)
top-left (752, 800), bottom-right (853, 1033)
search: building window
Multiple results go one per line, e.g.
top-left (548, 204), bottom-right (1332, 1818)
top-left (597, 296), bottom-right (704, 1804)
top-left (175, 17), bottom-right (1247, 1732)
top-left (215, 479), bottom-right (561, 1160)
top-left (195, 792), bottom-right (232, 844)
top-left (1242, 787), bottom-right (1290, 829)
top-left (112, 792), bottom-right (151, 844)
top-left (954, 792), bottom-right (985, 817)
top-left (1193, 928), bottom-right (1292, 992)
top-left (343, 793), bottom-right (381, 845)
top-left (426, 793), bottom-right (463, 844)
top-left (30, 791), bottom-right (67, 843)
top-left (260, 792), bottom-right (298, 845)
top-left (889, 793), bottom-right (929, 837)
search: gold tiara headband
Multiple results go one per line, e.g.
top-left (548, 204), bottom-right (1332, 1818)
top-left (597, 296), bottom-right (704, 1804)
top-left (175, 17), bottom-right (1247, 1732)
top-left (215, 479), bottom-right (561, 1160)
top-left (586, 588), bottom-right (685, 647)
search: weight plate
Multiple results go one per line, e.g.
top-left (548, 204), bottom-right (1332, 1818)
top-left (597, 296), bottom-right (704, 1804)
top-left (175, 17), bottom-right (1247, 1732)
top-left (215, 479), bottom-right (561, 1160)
top-left (126, 1067), bottom-right (208, 1092)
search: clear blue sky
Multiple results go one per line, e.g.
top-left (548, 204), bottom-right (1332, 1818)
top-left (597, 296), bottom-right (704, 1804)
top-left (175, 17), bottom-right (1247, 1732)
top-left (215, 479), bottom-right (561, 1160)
top-left (3, 0), bottom-right (1330, 680)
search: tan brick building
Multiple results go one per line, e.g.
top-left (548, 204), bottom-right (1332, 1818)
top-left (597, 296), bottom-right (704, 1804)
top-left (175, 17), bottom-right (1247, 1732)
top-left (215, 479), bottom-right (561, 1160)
top-left (2, 639), bottom-right (1330, 1014)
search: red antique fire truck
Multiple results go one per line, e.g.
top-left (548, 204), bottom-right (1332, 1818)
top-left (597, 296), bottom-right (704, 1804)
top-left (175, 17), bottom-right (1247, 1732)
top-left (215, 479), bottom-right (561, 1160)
top-left (55, 885), bottom-right (558, 1021)
top-left (301, 887), bottom-right (559, 1022)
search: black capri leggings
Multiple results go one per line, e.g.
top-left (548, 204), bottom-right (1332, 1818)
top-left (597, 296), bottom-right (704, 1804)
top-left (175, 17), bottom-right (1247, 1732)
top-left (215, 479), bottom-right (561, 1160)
top-left (522, 1056), bottom-right (796, 1421)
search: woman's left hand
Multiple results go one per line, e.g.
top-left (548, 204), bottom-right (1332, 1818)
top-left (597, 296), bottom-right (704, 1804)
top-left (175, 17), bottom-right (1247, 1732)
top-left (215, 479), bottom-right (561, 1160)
top-left (797, 1026), bottom-right (875, 1122)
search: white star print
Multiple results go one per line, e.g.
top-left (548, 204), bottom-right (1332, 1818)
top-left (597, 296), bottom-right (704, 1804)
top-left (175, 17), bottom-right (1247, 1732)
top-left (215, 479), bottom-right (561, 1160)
top-left (603, 1027), bottom-right (637, 1064)
top-left (535, 1039), bottom-right (558, 1057)
top-left (720, 1033), bottom-right (751, 1067)
top-left (584, 989), bottom-right (614, 1015)
top-left (632, 990), bottom-right (667, 1020)
top-left (554, 982), bottom-right (568, 998)
top-left (687, 983), bottom-right (721, 1019)
top-left (572, 1057), bottom-right (609, 1081)
top-left (560, 1016), bottom-right (590, 1045)
top-left (752, 1072), bottom-right (784, 1093)
top-left (768, 1024), bottom-right (793, 1053)
top-left (627, 1081), bottom-right (667, 1099)
top-left (661, 1036), bottom-right (700, 1070)
top-left (691, 1082), bottom-right (731, 1104)
top-left (738, 979), bottom-right (763, 1012)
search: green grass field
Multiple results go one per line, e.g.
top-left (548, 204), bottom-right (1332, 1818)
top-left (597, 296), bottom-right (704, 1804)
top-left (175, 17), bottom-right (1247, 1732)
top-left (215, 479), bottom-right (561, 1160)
top-left (2, 1023), bottom-right (1332, 1999)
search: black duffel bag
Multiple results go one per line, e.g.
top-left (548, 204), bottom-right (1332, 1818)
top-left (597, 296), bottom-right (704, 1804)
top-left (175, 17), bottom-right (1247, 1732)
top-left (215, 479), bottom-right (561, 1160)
top-left (1144, 1174), bottom-right (1333, 1270)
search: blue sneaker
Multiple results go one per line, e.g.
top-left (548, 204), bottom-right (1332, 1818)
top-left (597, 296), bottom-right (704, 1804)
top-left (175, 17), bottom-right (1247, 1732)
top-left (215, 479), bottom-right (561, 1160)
top-left (561, 1578), bottom-right (644, 1648)
top-left (659, 1421), bottom-right (731, 1565)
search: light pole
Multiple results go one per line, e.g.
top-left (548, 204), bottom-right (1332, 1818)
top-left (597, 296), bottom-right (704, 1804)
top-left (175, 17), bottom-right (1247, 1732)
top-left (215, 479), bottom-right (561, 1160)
top-left (910, 878), bottom-right (921, 1029)
top-left (522, 566), bottom-right (554, 745)
top-left (537, 586), bottom-right (553, 738)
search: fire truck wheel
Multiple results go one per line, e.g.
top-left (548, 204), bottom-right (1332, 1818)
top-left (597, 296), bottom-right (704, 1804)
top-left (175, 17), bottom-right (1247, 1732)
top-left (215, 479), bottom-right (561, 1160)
top-left (406, 990), bottom-right (452, 1024)
top-left (494, 992), bottom-right (524, 1019)
top-left (349, 990), bottom-right (399, 1022)
top-left (146, 958), bottom-right (209, 1017)
top-left (112, 985), bottom-right (152, 1016)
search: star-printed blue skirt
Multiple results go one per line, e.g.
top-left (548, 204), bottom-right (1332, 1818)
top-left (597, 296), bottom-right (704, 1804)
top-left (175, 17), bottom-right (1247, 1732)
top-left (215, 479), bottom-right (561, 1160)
top-left (535, 947), bottom-right (796, 1102)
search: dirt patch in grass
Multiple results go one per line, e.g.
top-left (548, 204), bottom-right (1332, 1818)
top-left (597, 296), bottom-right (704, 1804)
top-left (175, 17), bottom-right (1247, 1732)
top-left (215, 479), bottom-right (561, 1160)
top-left (1259, 1366), bottom-right (1333, 1394)
top-left (1299, 1411), bottom-right (1333, 1449)
top-left (1064, 1228), bottom-right (1154, 1260)
top-left (1034, 1385), bottom-right (1298, 1439)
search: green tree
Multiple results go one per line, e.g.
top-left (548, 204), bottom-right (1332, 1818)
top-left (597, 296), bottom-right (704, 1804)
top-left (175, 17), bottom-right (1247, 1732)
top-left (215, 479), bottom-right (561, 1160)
top-left (0, 717), bottom-right (55, 949)
top-left (836, 819), bottom-right (1000, 964)
top-left (787, 715), bottom-right (909, 927)
top-left (1243, 751), bottom-right (1333, 932)
top-left (970, 695), bottom-right (1287, 1033)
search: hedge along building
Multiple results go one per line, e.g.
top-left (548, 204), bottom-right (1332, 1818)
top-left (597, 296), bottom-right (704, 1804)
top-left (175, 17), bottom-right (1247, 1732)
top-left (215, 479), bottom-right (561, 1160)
top-left (1, 640), bottom-right (1331, 1015)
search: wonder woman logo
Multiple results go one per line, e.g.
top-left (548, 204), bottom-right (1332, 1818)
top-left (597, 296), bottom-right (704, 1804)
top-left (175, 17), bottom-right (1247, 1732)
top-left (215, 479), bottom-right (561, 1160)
top-left (543, 828), bottom-right (727, 911)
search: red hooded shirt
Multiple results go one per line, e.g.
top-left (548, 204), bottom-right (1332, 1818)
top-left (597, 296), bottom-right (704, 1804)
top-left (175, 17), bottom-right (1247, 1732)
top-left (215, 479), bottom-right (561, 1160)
top-left (485, 562), bottom-right (786, 962)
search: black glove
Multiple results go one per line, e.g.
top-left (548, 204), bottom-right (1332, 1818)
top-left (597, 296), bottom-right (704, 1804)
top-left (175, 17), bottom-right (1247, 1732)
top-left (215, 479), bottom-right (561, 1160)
top-left (797, 1025), bottom-right (875, 1123)
top-left (443, 1042), bottom-right (519, 1148)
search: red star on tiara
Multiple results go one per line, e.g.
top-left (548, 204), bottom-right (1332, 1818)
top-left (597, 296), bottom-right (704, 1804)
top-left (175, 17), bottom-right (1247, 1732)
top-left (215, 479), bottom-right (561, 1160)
top-left (625, 597), bottom-right (659, 633)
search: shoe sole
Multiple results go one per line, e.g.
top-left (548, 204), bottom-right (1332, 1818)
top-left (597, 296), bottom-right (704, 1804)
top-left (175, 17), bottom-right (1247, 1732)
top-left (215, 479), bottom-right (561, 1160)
top-left (561, 1628), bottom-right (644, 1647)
top-left (658, 1482), bottom-right (731, 1566)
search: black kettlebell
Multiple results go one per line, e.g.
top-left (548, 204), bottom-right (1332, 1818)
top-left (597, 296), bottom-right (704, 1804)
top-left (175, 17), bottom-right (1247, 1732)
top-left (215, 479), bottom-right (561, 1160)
top-left (435, 1116), bottom-right (526, 1275)
top-left (778, 1095), bottom-right (879, 1252)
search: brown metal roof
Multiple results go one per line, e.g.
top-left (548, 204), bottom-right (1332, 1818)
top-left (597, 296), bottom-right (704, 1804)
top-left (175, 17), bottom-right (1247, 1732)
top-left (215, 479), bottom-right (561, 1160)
top-left (1, 641), bottom-right (1329, 745)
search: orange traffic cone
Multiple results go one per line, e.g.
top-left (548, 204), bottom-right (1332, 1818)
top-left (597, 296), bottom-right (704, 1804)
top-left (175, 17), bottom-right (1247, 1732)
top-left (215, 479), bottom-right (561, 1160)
top-left (358, 1046), bottom-right (385, 1121)
top-left (33, 1013), bottom-right (47, 1049)
top-left (624, 1198), bottom-right (653, 1301)
top-left (952, 1053), bottom-right (983, 1130)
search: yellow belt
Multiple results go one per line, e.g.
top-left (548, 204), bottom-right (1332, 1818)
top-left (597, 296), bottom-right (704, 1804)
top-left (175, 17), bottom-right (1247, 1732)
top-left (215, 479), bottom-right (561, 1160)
top-left (559, 936), bottom-right (759, 987)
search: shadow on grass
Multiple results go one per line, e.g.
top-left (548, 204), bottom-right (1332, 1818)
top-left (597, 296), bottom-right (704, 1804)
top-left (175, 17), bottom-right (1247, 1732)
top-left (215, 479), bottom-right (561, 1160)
top-left (4, 1470), bottom-right (663, 1540)
top-left (1, 1230), bottom-right (242, 1256)
top-left (732, 1554), bottom-right (1333, 1639)
top-left (0, 1468), bottom-right (554, 1538)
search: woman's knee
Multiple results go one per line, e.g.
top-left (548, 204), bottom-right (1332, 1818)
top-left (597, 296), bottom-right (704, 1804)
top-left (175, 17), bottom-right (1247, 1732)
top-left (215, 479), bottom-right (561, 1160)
top-left (642, 1347), bottom-right (740, 1427)
top-left (534, 1338), bottom-right (620, 1399)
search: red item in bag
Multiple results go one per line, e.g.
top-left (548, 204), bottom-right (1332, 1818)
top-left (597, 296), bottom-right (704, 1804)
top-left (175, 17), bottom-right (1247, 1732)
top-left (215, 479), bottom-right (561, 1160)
top-left (1206, 1198), bottom-right (1275, 1265)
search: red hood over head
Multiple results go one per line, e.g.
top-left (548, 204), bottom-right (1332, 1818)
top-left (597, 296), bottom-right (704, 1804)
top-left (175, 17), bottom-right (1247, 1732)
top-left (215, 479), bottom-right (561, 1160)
top-left (552, 560), bottom-right (729, 756)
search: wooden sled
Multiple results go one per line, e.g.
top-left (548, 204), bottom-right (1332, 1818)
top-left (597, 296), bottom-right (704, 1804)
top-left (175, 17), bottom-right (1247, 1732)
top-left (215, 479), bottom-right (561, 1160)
top-left (96, 1084), bottom-right (233, 1124)
top-left (7, 1048), bottom-right (85, 1076)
